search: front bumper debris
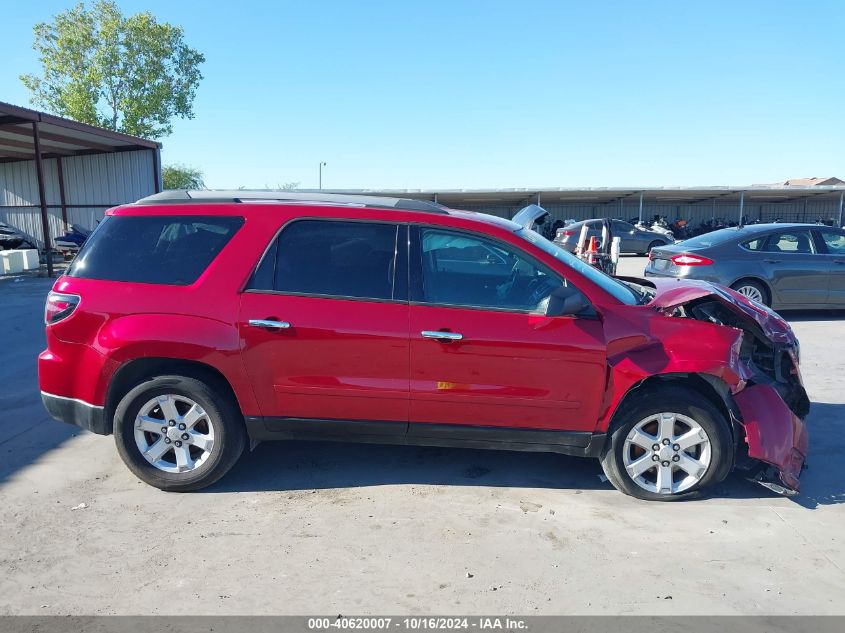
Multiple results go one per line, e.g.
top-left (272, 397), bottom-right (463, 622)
top-left (734, 384), bottom-right (808, 493)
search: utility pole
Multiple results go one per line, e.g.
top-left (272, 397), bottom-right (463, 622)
top-left (318, 161), bottom-right (327, 190)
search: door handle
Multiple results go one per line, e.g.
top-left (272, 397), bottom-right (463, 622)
top-left (835, 261), bottom-right (845, 265)
top-left (248, 319), bottom-right (291, 330)
top-left (421, 330), bottom-right (463, 342)
top-left (763, 259), bottom-right (781, 264)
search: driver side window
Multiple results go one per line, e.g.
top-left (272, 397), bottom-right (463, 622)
top-left (419, 228), bottom-right (563, 312)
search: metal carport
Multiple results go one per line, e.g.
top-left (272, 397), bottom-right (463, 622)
top-left (0, 101), bottom-right (161, 275)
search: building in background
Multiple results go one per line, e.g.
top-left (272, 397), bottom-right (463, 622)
top-left (0, 101), bottom-right (161, 274)
top-left (328, 181), bottom-right (845, 228)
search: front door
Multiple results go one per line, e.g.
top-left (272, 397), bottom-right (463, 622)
top-left (239, 220), bottom-right (410, 426)
top-left (408, 226), bottom-right (606, 433)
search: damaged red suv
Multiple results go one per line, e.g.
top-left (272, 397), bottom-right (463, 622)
top-left (39, 192), bottom-right (809, 500)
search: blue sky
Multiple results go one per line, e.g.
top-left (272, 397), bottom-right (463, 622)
top-left (2, 1), bottom-right (843, 189)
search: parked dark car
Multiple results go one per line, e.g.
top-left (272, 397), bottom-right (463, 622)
top-left (645, 223), bottom-right (845, 309)
top-left (555, 219), bottom-right (673, 254)
top-left (39, 191), bottom-right (808, 500)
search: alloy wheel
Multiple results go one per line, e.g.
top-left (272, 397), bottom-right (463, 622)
top-left (734, 284), bottom-right (765, 304)
top-left (622, 412), bottom-right (712, 495)
top-left (134, 394), bottom-right (215, 473)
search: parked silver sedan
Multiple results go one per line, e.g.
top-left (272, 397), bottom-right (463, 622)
top-left (644, 223), bottom-right (845, 308)
top-left (555, 219), bottom-right (673, 254)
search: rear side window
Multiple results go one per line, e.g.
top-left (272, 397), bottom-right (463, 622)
top-left (764, 230), bottom-right (815, 254)
top-left (254, 220), bottom-right (399, 301)
top-left (741, 237), bottom-right (765, 251)
top-left (68, 216), bottom-right (243, 285)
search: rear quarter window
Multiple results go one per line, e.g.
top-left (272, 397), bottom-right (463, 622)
top-left (67, 215), bottom-right (244, 285)
top-left (741, 237), bottom-right (765, 251)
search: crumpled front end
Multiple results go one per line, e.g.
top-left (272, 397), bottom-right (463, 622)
top-left (649, 278), bottom-right (810, 494)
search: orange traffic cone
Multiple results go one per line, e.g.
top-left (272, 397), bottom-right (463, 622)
top-left (586, 235), bottom-right (597, 264)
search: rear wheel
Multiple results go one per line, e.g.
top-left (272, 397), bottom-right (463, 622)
top-left (113, 375), bottom-right (246, 491)
top-left (731, 279), bottom-right (768, 306)
top-left (600, 387), bottom-right (733, 501)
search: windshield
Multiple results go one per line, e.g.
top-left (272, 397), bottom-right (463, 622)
top-left (515, 228), bottom-right (639, 305)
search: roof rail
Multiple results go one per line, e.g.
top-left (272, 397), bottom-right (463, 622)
top-left (135, 189), bottom-right (448, 213)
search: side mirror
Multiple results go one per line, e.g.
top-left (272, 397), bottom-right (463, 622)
top-left (545, 284), bottom-right (591, 317)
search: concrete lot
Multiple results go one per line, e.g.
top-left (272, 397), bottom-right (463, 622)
top-left (1, 258), bottom-right (844, 615)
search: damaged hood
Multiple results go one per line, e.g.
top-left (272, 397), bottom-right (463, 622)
top-left (646, 278), bottom-right (797, 346)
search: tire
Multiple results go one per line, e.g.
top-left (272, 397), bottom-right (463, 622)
top-left (600, 386), bottom-right (733, 501)
top-left (113, 375), bottom-right (246, 492)
top-left (730, 279), bottom-right (769, 306)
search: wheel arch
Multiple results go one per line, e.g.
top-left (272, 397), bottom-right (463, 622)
top-left (105, 358), bottom-right (242, 434)
top-left (606, 372), bottom-right (741, 444)
top-left (729, 276), bottom-right (772, 305)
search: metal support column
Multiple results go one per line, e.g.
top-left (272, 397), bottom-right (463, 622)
top-left (32, 122), bottom-right (54, 277)
top-left (839, 191), bottom-right (844, 227)
top-left (738, 192), bottom-right (745, 226)
top-left (56, 156), bottom-right (68, 230)
top-left (638, 193), bottom-right (643, 224)
top-left (151, 147), bottom-right (161, 193)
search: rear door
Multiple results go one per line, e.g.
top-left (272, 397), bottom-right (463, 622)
top-left (817, 228), bottom-right (845, 306)
top-left (239, 219), bottom-right (410, 429)
top-left (407, 226), bottom-right (606, 434)
top-left (759, 228), bottom-right (829, 306)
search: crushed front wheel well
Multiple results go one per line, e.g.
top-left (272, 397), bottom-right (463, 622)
top-left (104, 358), bottom-right (240, 433)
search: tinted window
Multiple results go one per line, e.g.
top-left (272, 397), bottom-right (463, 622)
top-left (67, 216), bottom-right (243, 285)
top-left (613, 220), bottom-right (635, 232)
top-left (764, 230), bottom-right (815, 254)
top-left (420, 228), bottom-right (563, 312)
top-left (272, 220), bottom-right (398, 300)
top-left (820, 230), bottom-right (845, 255)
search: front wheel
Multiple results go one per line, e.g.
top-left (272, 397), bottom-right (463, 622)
top-left (113, 375), bottom-right (246, 492)
top-left (600, 387), bottom-right (733, 501)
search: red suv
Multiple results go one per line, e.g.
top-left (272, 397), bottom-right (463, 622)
top-left (39, 191), bottom-right (809, 500)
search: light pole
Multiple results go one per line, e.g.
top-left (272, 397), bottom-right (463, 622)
top-left (318, 161), bottom-right (327, 190)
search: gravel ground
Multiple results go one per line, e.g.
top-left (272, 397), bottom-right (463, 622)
top-left (1, 261), bottom-right (844, 615)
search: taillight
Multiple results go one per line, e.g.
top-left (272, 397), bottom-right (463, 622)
top-left (45, 292), bottom-right (80, 325)
top-left (670, 253), bottom-right (714, 266)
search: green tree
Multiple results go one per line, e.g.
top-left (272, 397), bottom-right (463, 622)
top-left (21, 1), bottom-right (204, 139)
top-left (163, 164), bottom-right (205, 190)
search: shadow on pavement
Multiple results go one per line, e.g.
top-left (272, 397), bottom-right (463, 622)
top-left (206, 400), bottom-right (845, 506)
top-left (782, 310), bottom-right (845, 322)
top-left (208, 439), bottom-right (611, 494)
top-left (0, 277), bottom-right (78, 485)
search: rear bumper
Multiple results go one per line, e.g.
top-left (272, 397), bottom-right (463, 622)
top-left (734, 384), bottom-right (808, 493)
top-left (41, 391), bottom-right (109, 435)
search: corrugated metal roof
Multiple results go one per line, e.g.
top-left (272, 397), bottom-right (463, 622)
top-left (0, 101), bottom-right (160, 163)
